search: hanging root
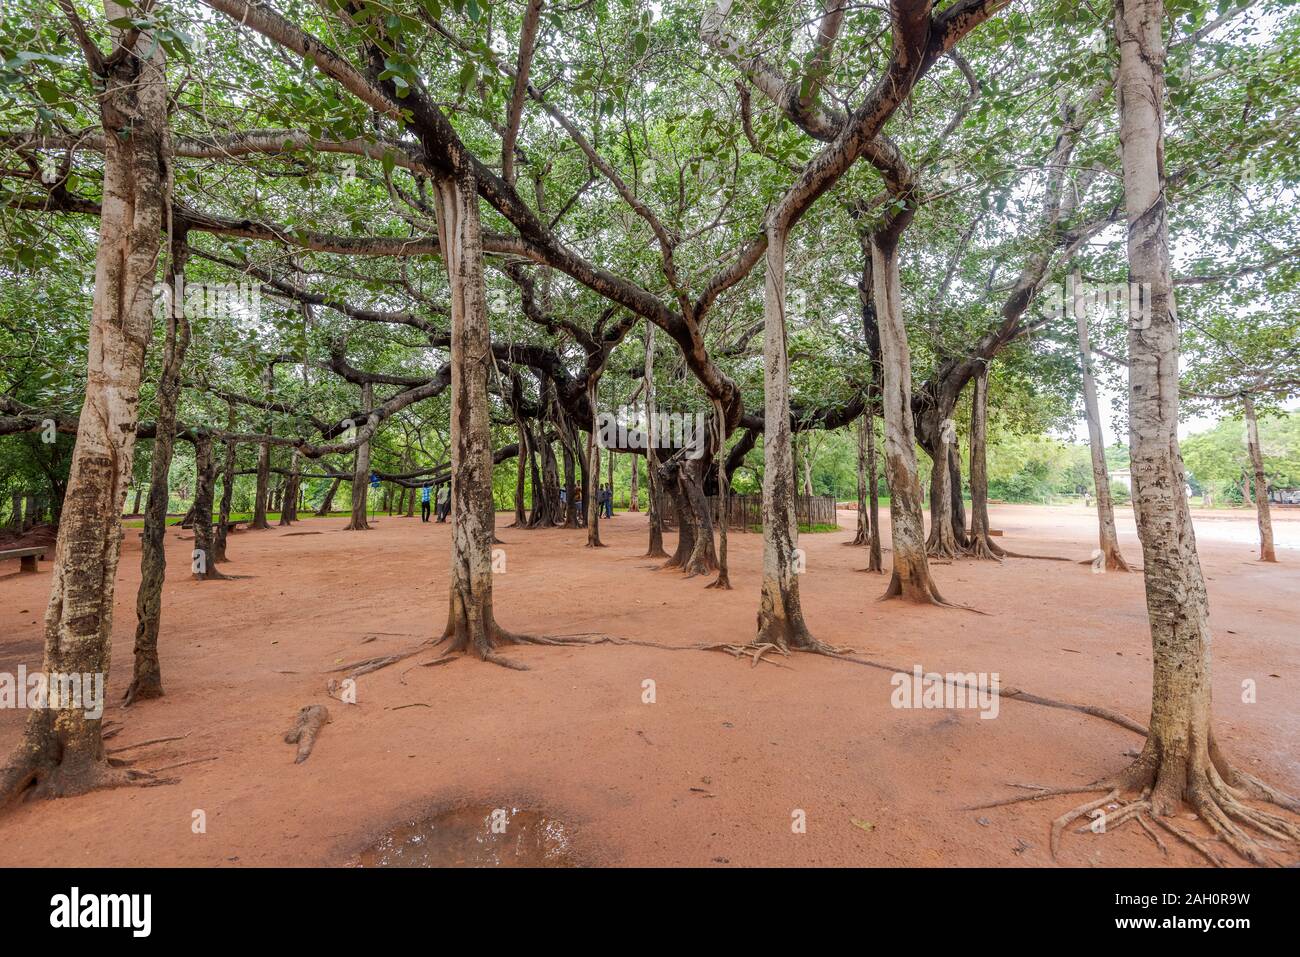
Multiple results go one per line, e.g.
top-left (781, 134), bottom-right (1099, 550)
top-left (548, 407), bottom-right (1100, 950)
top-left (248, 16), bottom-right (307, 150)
top-left (284, 704), bottom-right (330, 764)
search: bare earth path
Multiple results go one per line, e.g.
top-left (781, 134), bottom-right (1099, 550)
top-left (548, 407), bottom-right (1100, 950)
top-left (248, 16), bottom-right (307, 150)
top-left (0, 504), bottom-right (1296, 866)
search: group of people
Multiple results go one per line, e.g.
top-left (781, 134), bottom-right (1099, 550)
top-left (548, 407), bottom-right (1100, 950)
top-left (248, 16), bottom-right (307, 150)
top-left (411, 481), bottom-right (616, 525)
top-left (558, 485), bottom-right (616, 524)
top-left (420, 482), bottom-right (450, 523)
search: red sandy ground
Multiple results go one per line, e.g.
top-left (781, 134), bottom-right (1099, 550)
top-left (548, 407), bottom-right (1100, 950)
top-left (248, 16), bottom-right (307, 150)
top-left (0, 504), bottom-right (1297, 867)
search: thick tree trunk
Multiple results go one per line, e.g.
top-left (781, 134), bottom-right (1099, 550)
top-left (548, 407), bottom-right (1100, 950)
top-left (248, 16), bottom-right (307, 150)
top-left (190, 431), bottom-right (226, 581)
top-left (511, 420), bottom-right (528, 526)
top-left (1242, 394), bottom-right (1276, 563)
top-left (1, 8), bottom-right (167, 802)
top-left (679, 455), bottom-right (717, 575)
top-left (1103, 0), bottom-right (1299, 861)
top-left (127, 232), bottom-right (192, 705)
top-left (131, 487), bottom-right (142, 516)
top-left (756, 226), bottom-right (815, 648)
top-left (1077, 308), bottom-right (1131, 570)
top-left (967, 366), bottom-right (1005, 561)
top-left (925, 423), bottom-right (962, 559)
top-left (873, 234), bottom-right (946, 604)
top-left (434, 168), bottom-right (524, 658)
top-left (346, 382), bottom-right (373, 530)
top-left (278, 449), bottom-right (300, 525)
top-left (534, 434), bottom-right (562, 527)
top-left (251, 446), bottom-right (271, 528)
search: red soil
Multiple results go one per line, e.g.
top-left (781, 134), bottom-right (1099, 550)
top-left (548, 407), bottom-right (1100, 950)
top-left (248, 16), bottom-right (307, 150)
top-left (0, 504), bottom-right (1296, 867)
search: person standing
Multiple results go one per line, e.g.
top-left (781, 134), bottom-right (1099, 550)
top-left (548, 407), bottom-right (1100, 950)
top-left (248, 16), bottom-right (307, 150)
top-left (436, 483), bottom-right (451, 522)
top-left (605, 484), bottom-right (614, 518)
top-left (421, 483), bottom-right (432, 522)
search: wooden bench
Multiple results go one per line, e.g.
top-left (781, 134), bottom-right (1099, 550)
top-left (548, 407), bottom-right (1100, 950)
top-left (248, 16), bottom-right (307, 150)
top-left (0, 545), bottom-right (46, 573)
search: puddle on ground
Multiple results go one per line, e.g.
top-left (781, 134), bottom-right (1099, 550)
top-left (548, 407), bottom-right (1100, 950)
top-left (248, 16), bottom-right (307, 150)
top-left (356, 805), bottom-right (578, 867)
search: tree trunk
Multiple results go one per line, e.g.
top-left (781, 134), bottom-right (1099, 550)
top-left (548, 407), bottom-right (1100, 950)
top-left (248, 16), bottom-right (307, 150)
top-left (131, 486), bottom-right (142, 516)
top-left (708, 402), bottom-right (731, 589)
top-left (967, 366), bottom-right (1004, 561)
top-left (127, 230), bottom-right (192, 705)
top-left (278, 449), bottom-right (300, 525)
top-left (190, 431), bottom-right (226, 581)
top-left (316, 476), bottom-right (341, 515)
top-left (511, 420), bottom-right (528, 526)
top-left (925, 421), bottom-right (962, 559)
top-left (585, 380), bottom-right (604, 547)
top-left (250, 366), bottom-right (273, 530)
top-left (851, 411), bottom-right (869, 545)
top-left (1242, 393), bottom-right (1276, 563)
top-left (755, 226), bottom-right (816, 648)
top-left (434, 168), bottom-right (524, 658)
top-left (1, 8), bottom-right (167, 802)
top-left (346, 382), bottom-right (373, 530)
top-left (865, 394), bottom-right (883, 573)
top-left (679, 454), bottom-right (717, 575)
top-left (607, 438), bottom-right (615, 509)
top-left (628, 416), bottom-right (640, 512)
top-left (7, 491), bottom-right (21, 532)
top-left (1103, 0), bottom-right (1298, 861)
top-left (211, 420), bottom-right (236, 564)
top-left (644, 324), bottom-right (667, 557)
top-left (1077, 307), bottom-right (1131, 570)
top-left (873, 233), bottom-right (946, 604)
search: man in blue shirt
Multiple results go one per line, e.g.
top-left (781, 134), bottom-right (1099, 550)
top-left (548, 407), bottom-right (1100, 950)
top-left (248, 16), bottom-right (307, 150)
top-left (420, 484), bottom-right (432, 522)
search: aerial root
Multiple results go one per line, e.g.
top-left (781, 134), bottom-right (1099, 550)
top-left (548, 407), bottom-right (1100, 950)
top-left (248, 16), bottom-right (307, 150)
top-left (284, 704), bottom-right (329, 764)
top-left (1051, 789), bottom-right (1120, 858)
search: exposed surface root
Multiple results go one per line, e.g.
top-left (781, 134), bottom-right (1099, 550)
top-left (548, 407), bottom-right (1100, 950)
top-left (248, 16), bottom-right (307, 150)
top-left (326, 644), bottom-right (431, 679)
top-left (1051, 789), bottom-right (1120, 857)
top-left (284, 705), bottom-right (329, 764)
top-left (967, 784), bottom-right (1115, 811)
top-left (974, 748), bottom-right (1300, 865)
top-left (106, 733), bottom-right (191, 755)
top-left (1, 753), bottom-right (174, 807)
top-left (703, 642), bottom-right (791, 668)
top-left (880, 571), bottom-right (987, 614)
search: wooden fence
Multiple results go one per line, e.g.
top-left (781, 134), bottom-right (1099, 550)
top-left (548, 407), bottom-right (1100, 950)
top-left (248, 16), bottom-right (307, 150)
top-left (658, 493), bottom-right (838, 531)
